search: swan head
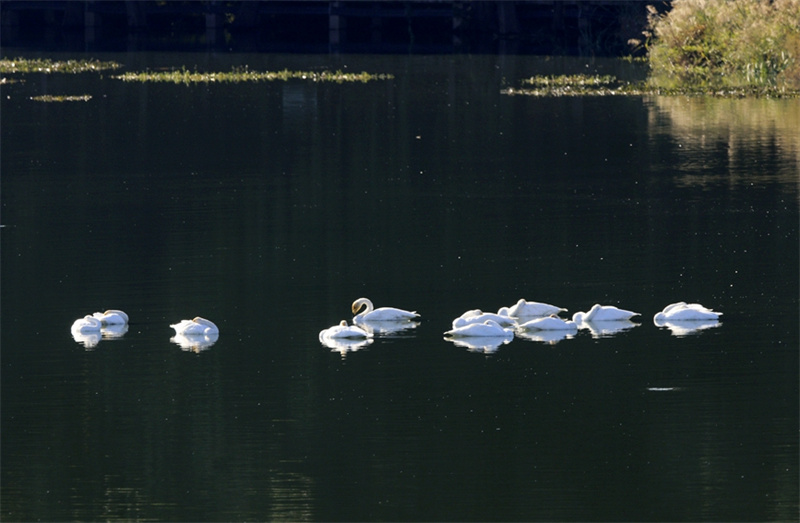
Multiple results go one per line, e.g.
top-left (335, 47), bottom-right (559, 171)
top-left (574, 304), bottom-right (602, 322)
top-left (339, 320), bottom-right (348, 327)
top-left (351, 298), bottom-right (374, 315)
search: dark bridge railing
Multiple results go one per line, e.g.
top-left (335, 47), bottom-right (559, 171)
top-left (0, 1), bottom-right (667, 55)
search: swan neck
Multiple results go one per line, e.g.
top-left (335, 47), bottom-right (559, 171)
top-left (354, 298), bottom-right (374, 314)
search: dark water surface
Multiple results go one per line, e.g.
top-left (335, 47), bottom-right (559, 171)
top-left (2, 52), bottom-right (798, 521)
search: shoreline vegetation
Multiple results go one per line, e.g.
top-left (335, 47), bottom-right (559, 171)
top-left (1, 1), bottom-right (798, 98)
top-left (641, 0), bottom-right (799, 94)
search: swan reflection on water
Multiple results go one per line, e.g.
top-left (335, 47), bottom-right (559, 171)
top-left (514, 328), bottom-right (576, 345)
top-left (71, 323), bottom-right (130, 349)
top-left (444, 336), bottom-right (512, 354)
top-left (319, 336), bottom-right (374, 357)
top-left (72, 331), bottom-right (102, 349)
top-left (355, 319), bottom-right (421, 336)
top-left (170, 332), bottom-right (219, 352)
top-left (574, 319), bottom-right (639, 338)
top-left (654, 318), bottom-right (721, 336)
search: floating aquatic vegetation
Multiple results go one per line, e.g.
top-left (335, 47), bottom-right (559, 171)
top-left (30, 94), bottom-right (93, 102)
top-left (113, 67), bottom-right (393, 85)
top-left (0, 57), bottom-right (122, 74)
top-left (502, 73), bottom-right (800, 98)
top-left (522, 74), bottom-right (620, 87)
top-left (503, 74), bottom-right (639, 97)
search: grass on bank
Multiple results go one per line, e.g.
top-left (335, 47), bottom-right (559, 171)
top-left (642, 0), bottom-right (800, 93)
top-left (506, 0), bottom-right (800, 98)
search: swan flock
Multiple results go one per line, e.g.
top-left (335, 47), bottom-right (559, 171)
top-left (70, 310), bottom-right (221, 350)
top-left (69, 298), bottom-right (723, 350)
top-left (319, 297), bottom-right (721, 354)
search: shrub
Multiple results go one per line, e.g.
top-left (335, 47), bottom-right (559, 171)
top-left (645, 0), bottom-right (800, 92)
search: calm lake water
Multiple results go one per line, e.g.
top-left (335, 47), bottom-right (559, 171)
top-left (2, 52), bottom-right (798, 522)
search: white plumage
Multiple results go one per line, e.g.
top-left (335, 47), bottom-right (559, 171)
top-left (452, 310), bottom-right (516, 328)
top-left (518, 316), bottom-right (578, 331)
top-left (352, 297), bottom-right (419, 323)
top-left (319, 320), bottom-right (372, 340)
top-left (445, 319), bottom-right (514, 339)
top-left (499, 299), bottom-right (567, 318)
top-left (92, 309), bottom-right (129, 325)
top-left (654, 302), bottom-right (721, 322)
top-left (572, 304), bottom-right (640, 323)
top-left (170, 317), bottom-right (219, 336)
top-left (71, 315), bottom-right (103, 334)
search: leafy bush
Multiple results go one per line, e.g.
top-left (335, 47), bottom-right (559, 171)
top-left (645, 0), bottom-right (800, 92)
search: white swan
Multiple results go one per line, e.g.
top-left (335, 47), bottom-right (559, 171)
top-left (92, 309), bottom-right (129, 325)
top-left (170, 317), bottom-right (219, 336)
top-left (351, 297), bottom-right (419, 323)
top-left (452, 310), bottom-right (516, 328)
top-left (71, 315), bottom-right (103, 334)
top-left (518, 315), bottom-right (578, 331)
top-left (653, 302), bottom-right (721, 322)
top-left (572, 304), bottom-right (640, 323)
top-left (500, 299), bottom-right (567, 318)
top-left (319, 320), bottom-right (372, 340)
top-left (444, 319), bottom-right (514, 339)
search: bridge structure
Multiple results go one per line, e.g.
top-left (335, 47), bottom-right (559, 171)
top-left (1, 1), bottom-right (667, 55)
